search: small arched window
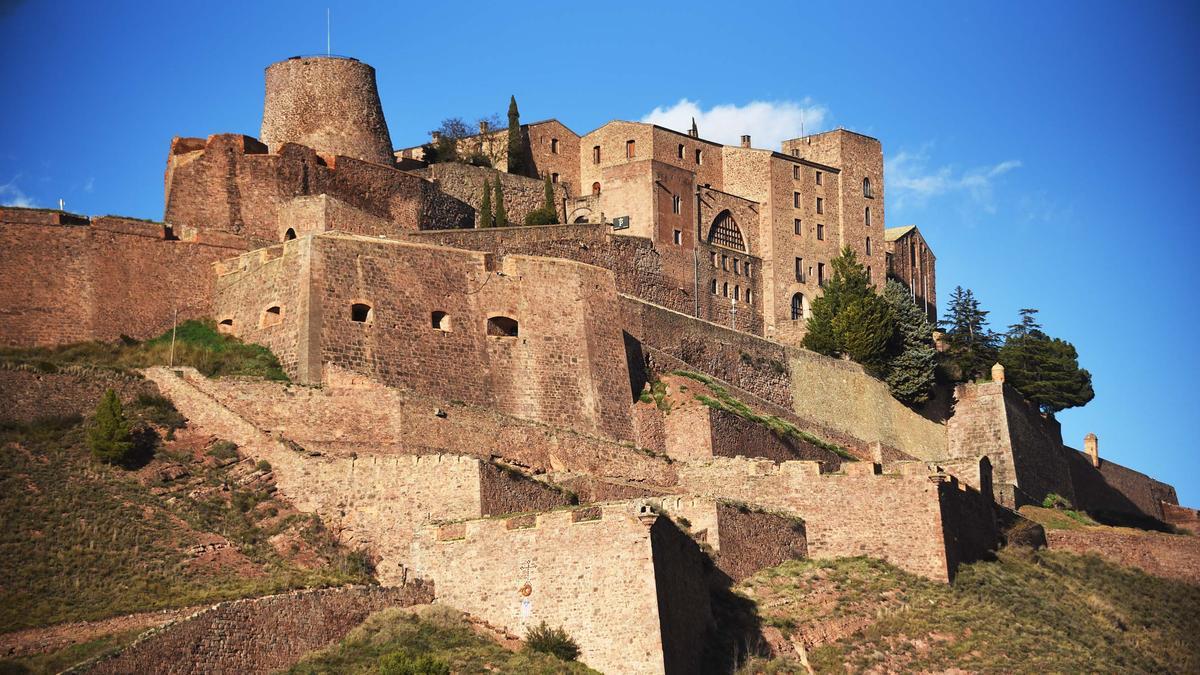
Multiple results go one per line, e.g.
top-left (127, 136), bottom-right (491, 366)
top-left (431, 311), bottom-right (451, 331)
top-left (218, 318), bottom-right (235, 334)
top-left (487, 316), bottom-right (519, 337)
top-left (261, 306), bottom-right (282, 328)
top-left (791, 293), bottom-right (805, 321)
top-left (710, 279), bottom-right (717, 294)
top-left (592, 182), bottom-right (601, 196)
top-left (865, 206), bottom-right (871, 226)
top-left (722, 282), bottom-right (728, 297)
top-left (351, 303), bottom-right (373, 323)
top-left (746, 289), bottom-right (753, 304)
top-left (863, 177), bottom-right (873, 198)
top-left (284, 228), bottom-right (297, 241)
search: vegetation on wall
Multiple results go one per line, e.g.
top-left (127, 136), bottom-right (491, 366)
top-left (423, 116), bottom-right (500, 167)
top-left (998, 308), bottom-right (1094, 413)
top-left (506, 95), bottom-right (525, 175)
top-left (939, 285), bottom-right (1001, 382)
top-left (493, 177), bottom-right (508, 228)
top-left (523, 173), bottom-right (558, 225)
top-left (0, 319), bottom-right (288, 381)
top-left (478, 180), bottom-right (493, 228)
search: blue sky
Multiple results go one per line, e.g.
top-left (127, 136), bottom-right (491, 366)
top-left (2, 1), bottom-right (1198, 505)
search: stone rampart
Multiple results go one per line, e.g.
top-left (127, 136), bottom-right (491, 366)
top-left (77, 584), bottom-right (432, 674)
top-left (0, 367), bottom-right (155, 424)
top-left (0, 208), bottom-right (246, 347)
top-left (411, 163), bottom-right (569, 227)
top-left (409, 501), bottom-right (711, 675)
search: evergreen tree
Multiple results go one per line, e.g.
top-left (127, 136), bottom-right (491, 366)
top-left (802, 247), bottom-right (894, 375)
top-left (999, 309), bottom-right (1094, 413)
top-left (479, 180), bottom-right (493, 228)
top-left (938, 286), bottom-right (999, 381)
top-left (88, 389), bottom-right (133, 466)
top-left (493, 177), bottom-right (508, 228)
top-left (506, 96), bottom-right (524, 175)
top-left (833, 294), bottom-right (895, 376)
top-left (544, 172), bottom-right (555, 211)
top-left (882, 280), bottom-right (937, 404)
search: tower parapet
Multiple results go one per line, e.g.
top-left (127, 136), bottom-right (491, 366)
top-left (261, 56), bottom-right (394, 165)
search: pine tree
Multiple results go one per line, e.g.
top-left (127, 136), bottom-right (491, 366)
top-left (506, 96), bottom-right (524, 175)
top-left (999, 309), bottom-right (1094, 413)
top-left (89, 389), bottom-right (133, 466)
top-left (882, 280), bottom-right (937, 404)
top-left (802, 247), bottom-right (894, 375)
top-left (479, 180), bottom-right (493, 228)
top-left (938, 286), bottom-right (999, 381)
top-left (493, 177), bottom-right (508, 228)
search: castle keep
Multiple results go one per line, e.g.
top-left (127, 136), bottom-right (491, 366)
top-left (0, 55), bottom-right (1190, 674)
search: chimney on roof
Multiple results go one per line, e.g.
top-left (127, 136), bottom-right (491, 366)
top-left (689, 117), bottom-right (698, 138)
top-left (1085, 433), bottom-right (1099, 468)
top-left (479, 121), bottom-right (490, 134)
top-left (740, 135), bottom-right (751, 148)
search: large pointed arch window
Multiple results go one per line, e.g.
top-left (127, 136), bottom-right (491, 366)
top-left (707, 210), bottom-right (746, 252)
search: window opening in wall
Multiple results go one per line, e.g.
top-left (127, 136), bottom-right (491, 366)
top-left (746, 289), bottom-right (753, 304)
top-left (707, 210), bottom-right (747, 252)
top-left (673, 229), bottom-right (682, 245)
top-left (284, 228), bottom-right (297, 241)
top-left (817, 223), bottom-right (825, 240)
top-left (795, 257), bottom-right (804, 282)
top-left (866, 236), bottom-right (872, 256)
top-left (592, 182), bottom-right (601, 196)
top-left (721, 254), bottom-right (728, 271)
top-left (794, 218), bottom-right (802, 235)
top-left (793, 165), bottom-right (800, 179)
top-left (626, 139), bottom-right (636, 158)
top-left (863, 177), bottom-right (873, 198)
top-left (677, 144), bottom-right (685, 159)
top-left (711, 278), bottom-right (717, 294)
top-left (722, 282), bottom-right (728, 297)
top-left (551, 173), bottom-right (559, 184)
top-left (816, 171), bottom-right (822, 185)
top-left (865, 206), bottom-right (871, 226)
top-left (218, 318), bottom-right (234, 334)
top-left (672, 195), bottom-right (681, 214)
top-left (551, 138), bottom-right (559, 154)
top-left (695, 148), bottom-right (703, 164)
top-left (487, 316), bottom-right (519, 337)
top-left (793, 192), bottom-right (801, 208)
top-left (791, 149), bottom-right (800, 157)
top-left (593, 146), bottom-right (600, 163)
top-left (261, 306), bottom-right (282, 328)
top-left (431, 311), bottom-right (451, 331)
top-left (817, 263), bottom-right (826, 287)
top-left (745, 262), bottom-right (752, 277)
top-left (710, 251), bottom-right (717, 267)
top-left (816, 197), bottom-right (823, 214)
top-left (350, 303), bottom-right (372, 323)
top-left (791, 293), bottom-right (804, 320)
top-left (734, 285), bottom-right (740, 301)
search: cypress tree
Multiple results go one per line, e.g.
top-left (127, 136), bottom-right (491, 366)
top-left (882, 280), bottom-right (937, 404)
top-left (544, 173), bottom-right (555, 212)
top-left (479, 180), bottom-right (493, 228)
top-left (88, 389), bottom-right (133, 466)
top-left (506, 96), bottom-right (524, 175)
top-left (493, 177), bottom-right (508, 228)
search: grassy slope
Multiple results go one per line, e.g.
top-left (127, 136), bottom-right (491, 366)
top-left (0, 411), bottom-right (370, 636)
top-left (288, 606), bottom-right (599, 675)
top-left (736, 550), bottom-right (1200, 674)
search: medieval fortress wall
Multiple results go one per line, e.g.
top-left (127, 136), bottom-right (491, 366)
top-left (0, 54), bottom-right (1189, 674)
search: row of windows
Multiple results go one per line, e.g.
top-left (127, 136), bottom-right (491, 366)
top-left (237, 305), bottom-right (520, 338)
top-left (793, 259), bottom-right (826, 285)
top-left (710, 279), bottom-right (753, 304)
top-left (791, 166), bottom-right (826, 185)
top-left (592, 142), bottom-right (705, 165)
top-left (793, 219), bottom-right (825, 240)
top-left (710, 251), bottom-right (753, 277)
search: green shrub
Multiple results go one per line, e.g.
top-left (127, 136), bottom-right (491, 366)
top-left (256, 459), bottom-right (272, 472)
top-left (206, 440), bottom-right (238, 460)
top-left (88, 390), bottom-right (134, 466)
top-left (1042, 493), bottom-right (1073, 510)
top-left (525, 622), bottom-right (580, 661)
top-left (378, 650), bottom-right (450, 675)
top-left (524, 206), bottom-right (557, 226)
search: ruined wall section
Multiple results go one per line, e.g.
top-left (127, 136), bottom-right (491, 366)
top-left (410, 163), bottom-right (568, 227)
top-left (0, 209), bottom-right (246, 347)
top-left (409, 503), bottom-right (710, 675)
top-left (80, 585), bottom-right (432, 675)
top-left (0, 367), bottom-right (156, 423)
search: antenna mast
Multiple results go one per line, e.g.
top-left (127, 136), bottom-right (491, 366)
top-left (326, 8), bottom-right (331, 56)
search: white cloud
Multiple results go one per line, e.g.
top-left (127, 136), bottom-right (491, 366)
top-left (0, 176), bottom-right (36, 208)
top-left (83, 176), bottom-right (95, 193)
top-left (641, 98), bottom-right (829, 151)
top-left (885, 148), bottom-right (1021, 213)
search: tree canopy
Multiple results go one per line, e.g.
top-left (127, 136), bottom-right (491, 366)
top-left (998, 308), bottom-right (1094, 413)
top-left (803, 247), bottom-right (895, 377)
top-left (882, 280), bottom-right (938, 404)
top-left (938, 286), bottom-right (1000, 382)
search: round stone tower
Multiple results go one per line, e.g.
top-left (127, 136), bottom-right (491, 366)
top-left (260, 56), bottom-right (394, 165)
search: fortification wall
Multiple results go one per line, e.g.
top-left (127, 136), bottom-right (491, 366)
top-left (411, 163), bottom-right (568, 227)
top-left (525, 120), bottom-right (580, 196)
top-left (0, 209), bottom-right (246, 347)
top-left (0, 367), bottom-right (156, 424)
top-left (164, 136), bottom-right (473, 246)
top-left (78, 585), bottom-right (432, 675)
top-left (676, 457), bottom-right (992, 581)
top-left (409, 503), bottom-right (711, 675)
top-left (1064, 447), bottom-right (1177, 521)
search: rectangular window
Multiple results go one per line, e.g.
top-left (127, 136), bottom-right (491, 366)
top-left (795, 257), bottom-right (804, 282)
top-left (818, 262), bottom-right (826, 287)
top-left (745, 263), bottom-right (752, 277)
top-left (677, 143), bottom-right (685, 159)
top-left (734, 286), bottom-right (740, 301)
top-left (816, 197), bottom-right (823, 214)
top-left (817, 223), bottom-right (824, 240)
top-left (673, 229), bottom-right (682, 245)
top-left (672, 195), bottom-right (681, 214)
top-left (793, 192), bottom-right (801, 208)
top-left (551, 138), bottom-right (559, 154)
top-left (733, 259), bottom-right (740, 275)
top-left (721, 255), bottom-right (728, 271)
top-left (626, 139), bottom-right (636, 159)
top-left (866, 237), bottom-right (872, 255)
top-left (593, 145), bottom-right (601, 163)
top-left (710, 251), bottom-right (717, 267)
top-left (793, 165), bottom-right (800, 180)
top-left (711, 278), bottom-right (717, 294)
top-left (816, 171), bottom-right (822, 185)
top-left (551, 173), bottom-right (559, 184)
top-left (791, 149), bottom-right (800, 157)
top-left (695, 148), bottom-right (703, 164)
top-left (794, 218), bottom-right (802, 235)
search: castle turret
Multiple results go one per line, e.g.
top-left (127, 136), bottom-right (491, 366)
top-left (261, 56), bottom-right (394, 165)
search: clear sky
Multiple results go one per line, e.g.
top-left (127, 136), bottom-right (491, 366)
top-left (2, 1), bottom-right (1197, 505)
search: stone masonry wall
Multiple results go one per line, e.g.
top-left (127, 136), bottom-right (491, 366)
top-left (0, 367), bottom-right (156, 424)
top-left (411, 163), bottom-right (568, 227)
top-left (79, 585), bottom-right (432, 675)
top-left (676, 457), bottom-right (983, 581)
top-left (0, 209), bottom-right (246, 348)
top-left (409, 502), bottom-right (712, 675)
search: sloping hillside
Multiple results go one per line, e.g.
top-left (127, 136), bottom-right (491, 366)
top-left (733, 548), bottom-right (1200, 673)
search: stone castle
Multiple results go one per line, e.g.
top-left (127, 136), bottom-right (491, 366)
top-left (0, 55), bottom-right (1191, 674)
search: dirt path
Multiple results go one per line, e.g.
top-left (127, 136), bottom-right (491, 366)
top-left (0, 606), bottom-right (203, 659)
